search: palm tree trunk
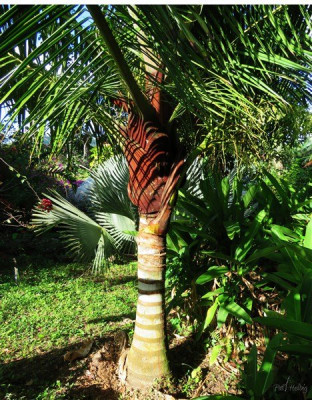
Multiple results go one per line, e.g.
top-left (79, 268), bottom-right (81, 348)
top-left (126, 214), bottom-right (170, 388)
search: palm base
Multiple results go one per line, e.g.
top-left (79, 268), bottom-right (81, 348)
top-left (126, 215), bottom-right (170, 388)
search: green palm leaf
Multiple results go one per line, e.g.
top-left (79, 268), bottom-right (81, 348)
top-left (96, 212), bottom-right (136, 256)
top-left (90, 154), bottom-right (138, 222)
top-left (31, 191), bottom-right (115, 265)
top-left (1, 5), bottom-right (311, 157)
top-left (31, 155), bottom-right (138, 271)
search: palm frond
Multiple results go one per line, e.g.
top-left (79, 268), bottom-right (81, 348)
top-left (31, 191), bottom-right (115, 262)
top-left (90, 154), bottom-right (138, 222)
top-left (183, 157), bottom-right (205, 198)
top-left (0, 5), bottom-right (123, 150)
top-left (96, 212), bottom-right (137, 256)
top-left (1, 5), bottom-right (311, 159)
top-left (111, 5), bottom-right (311, 119)
top-left (31, 155), bottom-right (138, 270)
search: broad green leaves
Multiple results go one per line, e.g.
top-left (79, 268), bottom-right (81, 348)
top-left (196, 266), bottom-right (229, 285)
top-left (234, 210), bottom-right (266, 262)
top-left (304, 219), bottom-right (312, 249)
top-left (244, 335), bottom-right (283, 399)
top-left (172, 164), bottom-right (312, 355)
top-left (223, 301), bottom-right (252, 324)
top-left (255, 317), bottom-right (312, 341)
top-left (203, 299), bottom-right (218, 330)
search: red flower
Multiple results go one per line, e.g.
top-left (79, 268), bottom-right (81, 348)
top-left (39, 198), bottom-right (53, 212)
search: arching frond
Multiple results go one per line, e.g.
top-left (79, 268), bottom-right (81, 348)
top-left (1, 5), bottom-right (311, 157)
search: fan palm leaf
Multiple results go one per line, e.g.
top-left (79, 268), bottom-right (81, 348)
top-left (31, 155), bottom-right (137, 271)
top-left (90, 154), bottom-right (137, 221)
top-left (96, 212), bottom-right (136, 256)
top-left (31, 191), bottom-right (113, 263)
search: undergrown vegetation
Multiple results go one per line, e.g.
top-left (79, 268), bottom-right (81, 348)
top-left (165, 162), bottom-right (312, 399)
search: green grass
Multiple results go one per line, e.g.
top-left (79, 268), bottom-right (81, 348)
top-left (0, 259), bottom-right (137, 399)
top-left (0, 260), bottom-right (137, 363)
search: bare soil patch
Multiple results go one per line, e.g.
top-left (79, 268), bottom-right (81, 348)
top-left (1, 330), bottom-right (243, 399)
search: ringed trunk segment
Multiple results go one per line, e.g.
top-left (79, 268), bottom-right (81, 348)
top-left (126, 215), bottom-right (170, 388)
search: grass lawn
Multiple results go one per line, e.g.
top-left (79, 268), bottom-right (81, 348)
top-left (0, 254), bottom-right (241, 399)
top-left (0, 259), bottom-right (137, 399)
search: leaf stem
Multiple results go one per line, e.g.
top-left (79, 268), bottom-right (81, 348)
top-left (87, 5), bottom-right (157, 122)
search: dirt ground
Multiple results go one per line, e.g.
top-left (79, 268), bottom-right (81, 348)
top-left (1, 330), bottom-right (242, 399)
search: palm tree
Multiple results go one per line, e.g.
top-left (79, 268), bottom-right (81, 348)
top-left (1, 4), bottom-right (311, 388)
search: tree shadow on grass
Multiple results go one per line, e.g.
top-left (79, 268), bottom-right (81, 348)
top-left (0, 336), bottom-right (120, 400)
